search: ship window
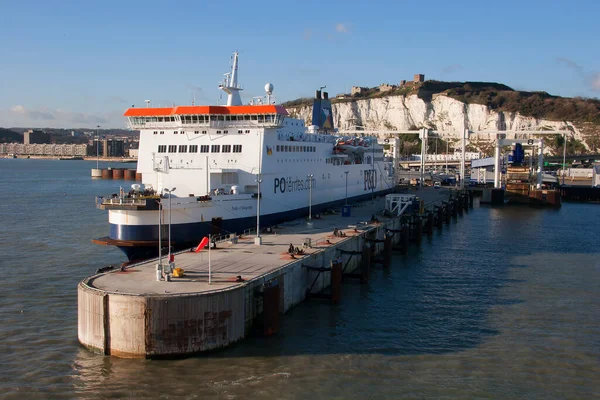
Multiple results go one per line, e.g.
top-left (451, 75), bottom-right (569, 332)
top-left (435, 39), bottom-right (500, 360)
top-left (251, 115), bottom-right (258, 120)
top-left (173, 131), bottom-right (178, 134)
top-left (151, 117), bottom-right (158, 122)
top-left (194, 131), bottom-right (199, 134)
top-left (224, 130), bottom-right (228, 134)
top-left (158, 117), bottom-right (163, 122)
top-left (245, 130), bottom-right (250, 134)
top-left (202, 130), bottom-right (207, 134)
top-left (222, 145), bottom-right (231, 153)
top-left (179, 145), bottom-right (188, 153)
top-left (158, 145), bottom-right (167, 153)
top-left (276, 145), bottom-right (280, 151)
top-left (238, 130), bottom-right (243, 134)
top-left (192, 115), bottom-right (198, 123)
top-left (160, 131), bottom-right (164, 134)
top-left (168, 145), bottom-right (177, 153)
top-left (233, 145), bottom-right (242, 153)
top-left (244, 115), bottom-right (251, 121)
top-left (189, 145), bottom-right (198, 153)
top-left (216, 130), bottom-right (222, 134)
top-left (153, 131), bottom-right (158, 135)
top-left (200, 145), bottom-right (209, 153)
top-left (211, 145), bottom-right (220, 153)
top-left (258, 115), bottom-right (264, 122)
top-left (217, 116), bottom-right (224, 121)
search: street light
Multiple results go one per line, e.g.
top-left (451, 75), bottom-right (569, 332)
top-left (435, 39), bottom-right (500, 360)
top-left (255, 174), bottom-right (262, 245)
top-left (96, 125), bottom-right (100, 169)
top-left (307, 174), bottom-right (314, 224)
top-left (344, 171), bottom-right (349, 205)
top-left (156, 199), bottom-right (163, 281)
top-left (163, 187), bottom-right (176, 260)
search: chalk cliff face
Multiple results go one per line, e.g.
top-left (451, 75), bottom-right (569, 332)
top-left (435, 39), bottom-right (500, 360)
top-left (287, 94), bottom-right (592, 152)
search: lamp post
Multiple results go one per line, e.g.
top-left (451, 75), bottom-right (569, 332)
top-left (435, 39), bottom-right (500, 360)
top-left (308, 174), bottom-right (314, 221)
top-left (163, 187), bottom-right (176, 260)
top-left (96, 125), bottom-right (100, 169)
top-left (255, 174), bottom-right (262, 245)
top-left (157, 199), bottom-right (163, 281)
top-left (344, 171), bottom-right (349, 205)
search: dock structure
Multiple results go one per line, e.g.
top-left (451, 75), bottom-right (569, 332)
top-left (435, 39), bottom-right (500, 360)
top-left (78, 188), bottom-right (467, 358)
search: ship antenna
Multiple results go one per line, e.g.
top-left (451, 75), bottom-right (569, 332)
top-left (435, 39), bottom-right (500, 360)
top-left (219, 51), bottom-right (243, 106)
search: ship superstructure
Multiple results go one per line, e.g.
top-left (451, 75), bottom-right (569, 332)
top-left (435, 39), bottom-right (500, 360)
top-left (95, 53), bottom-right (395, 260)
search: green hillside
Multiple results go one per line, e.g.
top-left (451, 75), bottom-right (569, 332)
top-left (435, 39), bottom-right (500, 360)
top-left (0, 128), bottom-right (22, 143)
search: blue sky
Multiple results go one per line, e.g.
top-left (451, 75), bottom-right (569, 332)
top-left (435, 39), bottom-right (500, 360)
top-left (1, 0), bottom-right (599, 128)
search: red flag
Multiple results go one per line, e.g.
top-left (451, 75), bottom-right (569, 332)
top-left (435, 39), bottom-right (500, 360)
top-left (194, 237), bottom-right (209, 252)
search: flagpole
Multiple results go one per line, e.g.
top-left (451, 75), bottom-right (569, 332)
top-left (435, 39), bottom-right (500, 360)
top-left (208, 234), bottom-right (211, 285)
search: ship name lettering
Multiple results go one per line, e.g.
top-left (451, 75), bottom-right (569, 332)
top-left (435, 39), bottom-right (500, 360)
top-left (274, 176), bottom-right (315, 194)
top-left (364, 169), bottom-right (377, 191)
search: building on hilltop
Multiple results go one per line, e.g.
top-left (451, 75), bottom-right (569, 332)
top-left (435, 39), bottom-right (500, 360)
top-left (352, 86), bottom-right (371, 95)
top-left (414, 74), bottom-right (425, 83)
top-left (379, 83), bottom-right (394, 92)
top-left (23, 129), bottom-right (50, 145)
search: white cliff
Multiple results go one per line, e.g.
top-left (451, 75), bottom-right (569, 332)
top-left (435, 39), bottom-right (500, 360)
top-left (287, 94), bottom-right (588, 153)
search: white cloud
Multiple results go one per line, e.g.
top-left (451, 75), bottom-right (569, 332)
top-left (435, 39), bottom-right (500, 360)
top-left (556, 57), bottom-right (600, 93)
top-left (441, 64), bottom-right (463, 73)
top-left (10, 105), bottom-right (26, 114)
top-left (4, 105), bottom-right (121, 128)
top-left (591, 73), bottom-right (600, 92)
top-left (335, 23), bottom-right (348, 33)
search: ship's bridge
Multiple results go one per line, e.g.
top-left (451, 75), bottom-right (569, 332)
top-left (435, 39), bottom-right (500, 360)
top-left (124, 105), bottom-right (288, 130)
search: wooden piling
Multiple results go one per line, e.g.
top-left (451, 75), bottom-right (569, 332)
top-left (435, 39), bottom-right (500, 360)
top-left (383, 235), bottom-right (392, 268)
top-left (360, 245), bottom-right (370, 284)
top-left (401, 225), bottom-right (409, 254)
top-left (330, 260), bottom-right (342, 304)
top-left (427, 212), bottom-right (434, 236)
top-left (263, 280), bottom-right (280, 336)
top-left (415, 216), bottom-right (423, 245)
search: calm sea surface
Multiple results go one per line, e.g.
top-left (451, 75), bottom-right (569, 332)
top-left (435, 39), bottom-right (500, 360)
top-left (0, 159), bottom-right (598, 399)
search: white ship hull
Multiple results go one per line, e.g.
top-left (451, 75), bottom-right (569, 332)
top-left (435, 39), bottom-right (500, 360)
top-left (95, 53), bottom-right (397, 260)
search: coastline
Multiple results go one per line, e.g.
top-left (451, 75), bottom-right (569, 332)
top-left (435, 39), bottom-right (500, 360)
top-left (0, 155), bottom-right (137, 162)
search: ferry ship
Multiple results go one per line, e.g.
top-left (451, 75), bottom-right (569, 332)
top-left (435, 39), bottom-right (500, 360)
top-left (94, 53), bottom-right (396, 261)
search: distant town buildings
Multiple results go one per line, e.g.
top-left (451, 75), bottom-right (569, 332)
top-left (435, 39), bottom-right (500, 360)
top-left (23, 129), bottom-right (50, 144)
top-left (1, 143), bottom-right (87, 156)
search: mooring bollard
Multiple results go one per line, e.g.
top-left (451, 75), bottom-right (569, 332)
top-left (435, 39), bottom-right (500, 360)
top-left (331, 259), bottom-right (342, 304)
top-left (383, 234), bottom-right (392, 268)
top-left (427, 212), bottom-right (434, 236)
top-left (360, 244), bottom-right (370, 284)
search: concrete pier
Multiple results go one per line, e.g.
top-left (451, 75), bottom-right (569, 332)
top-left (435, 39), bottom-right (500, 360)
top-left (78, 188), bottom-right (460, 358)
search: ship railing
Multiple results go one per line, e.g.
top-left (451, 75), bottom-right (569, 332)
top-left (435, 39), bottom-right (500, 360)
top-left (277, 132), bottom-right (337, 143)
top-left (209, 120), bottom-right (283, 129)
top-left (95, 195), bottom-right (154, 208)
